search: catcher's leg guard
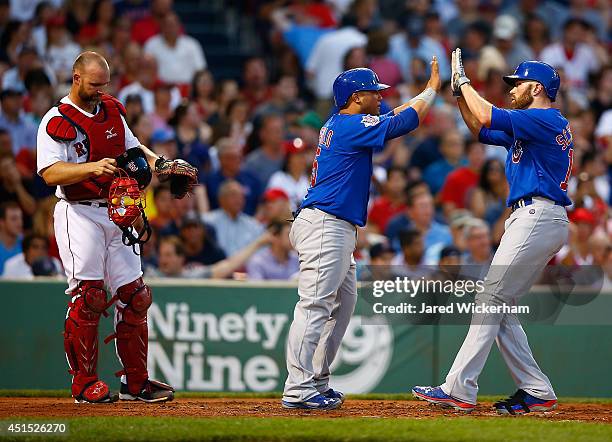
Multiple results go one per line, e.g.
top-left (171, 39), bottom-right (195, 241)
top-left (64, 280), bottom-right (118, 403)
top-left (111, 278), bottom-right (174, 402)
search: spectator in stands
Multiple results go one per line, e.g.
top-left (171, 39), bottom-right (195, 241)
top-left (205, 137), bottom-right (262, 216)
top-left (590, 65), bottom-right (612, 123)
top-left (119, 53), bottom-right (182, 114)
top-left (367, 166), bottom-right (408, 235)
top-left (240, 56), bottom-right (273, 112)
top-left (170, 100), bottom-right (210, 172)
top-left (491, 14), bottom-right (534, 73)
top-left (77, 0), bottom-right (115, 46)
top-left (439, 140), bottom-right (485, 218)
top-left (366, 30), bottom-right (402, 88)
top-left (448, 210), bottom-right (472, 253)
top-left (247, 220), bottom-right (298, 280)
top-left (461, 218), bottom-right (493, 279)
top-left (0, 20), bottom-right (31, 66)
top-left (244, 114), bottom-right (286, 187)
top-left (179, 214), bottom-right (225, 266)
top-left (2, 45), bottom-right (55, 94)
top-left (292, 111), bottom-right (322, 151)
top-left (191, 69), bottom-right (217, 120)
top-left (131, 113), bottom-right (154, 147)
top-left (0, 202), bottom-right (23, 274)
top-left (144, 12), bottom-right (207, 87)
top-left (131, 0), bottom-right (174, 45)
top-left (203, 180), bottom-right (264, 256)
top-left (255, 74), bottom-right (303, 119)
top-left (386, 190), bottom-right (452, 264)
top-left (468, 159), bottom-right (509, 245)
top-left (2, 233), bottom-right (62, 279)
top-left (149, 184), bottom-right (175, 233)
top-left (255, 188), bottom-right (292, 225)
top-left (557, 208), bottom-right (597, 265)
top-left (422, 130), bottom-right (465, 195)
top-left (522, 13), bottom-right (550, 59)
top-left (392, 228), bottom-right (431, 278)
top-left (541, 17), bottom-right (602, 105)
top-left (148, 83), bottom-right (178, 131)
top-left (148, 232), bottom-right (271, 279)
top-left (267, 139), bottom-right (310, 210)
top-left (0, 154), bottom-right (36, 217)
top-left (44, 14), bottom-right (81, 86)
top-left (150, 126), bottom-right (178, 160)
top-left (31, 195), bottom-right (59, 259)
top-left (388, 16), bottom-right (449, 84)
top-left (0, 89), bottom-right (37, 155)
top-left (305, 20), bottom-right (367, 114)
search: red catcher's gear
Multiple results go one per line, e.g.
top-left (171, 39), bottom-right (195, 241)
top-left (46, 94), bottom-right (127, 201)
top-left (63, 280), bottom-right (108, 398)
top-left (107, 278), bottom-right (152, 395)
top-left (108, 171), bottom-right (145, 229)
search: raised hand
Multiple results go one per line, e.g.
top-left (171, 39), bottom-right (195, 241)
top-left (427, 56), bottom-right (441, 92)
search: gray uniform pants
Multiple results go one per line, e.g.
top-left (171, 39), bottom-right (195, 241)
top-left (283, 208), bottom-right (358, 403)
top-left (441, 197), bottom-right (569, 404)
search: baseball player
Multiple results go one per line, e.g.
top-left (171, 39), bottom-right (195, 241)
top-left (282, 59), bottom-right (441, 410)
top-left (37, 52), bottom-right (196, 403)
top-left (412, 51), bottom-right (571, 414)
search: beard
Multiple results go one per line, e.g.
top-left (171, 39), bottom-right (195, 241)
top-left (78, 84), bottom-right (101, 106)
top-left (510, 85), bottom-right (534, 109)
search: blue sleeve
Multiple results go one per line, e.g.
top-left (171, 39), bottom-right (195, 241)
top-left (479, 127), bottom-right (513, 150)
top-left (489, 107), bottom-right (513, 136)
top-left (385, 107), bottom-right (419, 140)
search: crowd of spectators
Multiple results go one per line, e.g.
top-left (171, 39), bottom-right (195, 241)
top-left (0, 0), bottom-right (610, 283)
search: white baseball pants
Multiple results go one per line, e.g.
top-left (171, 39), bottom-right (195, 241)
top-left (441, 197), bottom-right (569, 404)
top-left (283, 208), bottom-right (358, 403)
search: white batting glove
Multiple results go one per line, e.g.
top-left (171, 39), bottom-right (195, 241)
top-left (452, 48), bottom-right (471, 97)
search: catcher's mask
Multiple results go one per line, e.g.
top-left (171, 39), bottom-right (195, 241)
top-left (108, 169), bottom-right (151, 254)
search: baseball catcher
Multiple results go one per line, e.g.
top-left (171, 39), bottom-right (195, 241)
top-left (36, 51), bottom-right (197, 404)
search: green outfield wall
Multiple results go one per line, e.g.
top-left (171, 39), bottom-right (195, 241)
top-left (1, 280), bottom-right (611, 397)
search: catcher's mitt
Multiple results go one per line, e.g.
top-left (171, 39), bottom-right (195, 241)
top-left (154, 157), bottom-right (198, 198)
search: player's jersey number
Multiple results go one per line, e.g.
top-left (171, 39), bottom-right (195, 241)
top-left (310, 128), bottom-right (333, 187)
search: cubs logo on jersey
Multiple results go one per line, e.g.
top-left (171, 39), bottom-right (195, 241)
top-left (512, 140), bottom-right (523, 164)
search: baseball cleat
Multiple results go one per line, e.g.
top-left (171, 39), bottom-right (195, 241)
top-left (412, 386), bottom-right (475, 412)
top-left (119, 379), bottom-right (175, 403)
top-left (322, 388), bottom-right (345, 403)
top-left (74, 380), bottom-right (119, 404)
top-left (494, 389), bottom-right (557, 415)
top-left (282, 393), bottom-right (342, 410)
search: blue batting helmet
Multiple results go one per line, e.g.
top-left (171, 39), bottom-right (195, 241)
top-left (333, 68), bottom-right (390, 108)
top-left (502, 61), bottom-right (560, 102)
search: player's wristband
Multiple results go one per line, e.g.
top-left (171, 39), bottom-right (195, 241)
top-left (412, 87), bottom-right (436, 107)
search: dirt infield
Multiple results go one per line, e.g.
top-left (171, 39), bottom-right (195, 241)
top-left (0, 398), bottom-right (611, 422)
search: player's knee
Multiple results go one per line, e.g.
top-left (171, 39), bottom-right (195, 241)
top-left (117, 277), bottom-right (152, 319)
top-left (75, 280), bottom-right (107, 314)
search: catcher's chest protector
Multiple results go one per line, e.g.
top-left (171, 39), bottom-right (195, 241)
top-left (46, 94), bottom-right (127, 200)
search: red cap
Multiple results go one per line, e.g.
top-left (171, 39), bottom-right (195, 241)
top-left (283, 138), bottom-right (306, 155)
top-left (570, 208), bottom-right (596, 225)
top-left (263, 188), bottom-right (289, 202)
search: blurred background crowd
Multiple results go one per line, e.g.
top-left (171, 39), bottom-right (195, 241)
top-left (0, 0), bottom-right (610, 283)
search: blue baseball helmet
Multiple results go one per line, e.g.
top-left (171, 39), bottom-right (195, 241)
top-left (333, 68), bottom-right (390, 108)
top-left (502, 61), bottom-right (560, 102)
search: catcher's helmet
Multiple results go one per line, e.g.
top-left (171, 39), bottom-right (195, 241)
top-left (502, 61), bottom-right (560, 102)
top-left (333, 68), bottom-right (390, 108)
top-left (116, 147), bottom-right (152, 190)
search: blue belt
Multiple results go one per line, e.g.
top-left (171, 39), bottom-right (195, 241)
top-left (510, 197), bottom-right (563, 212)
